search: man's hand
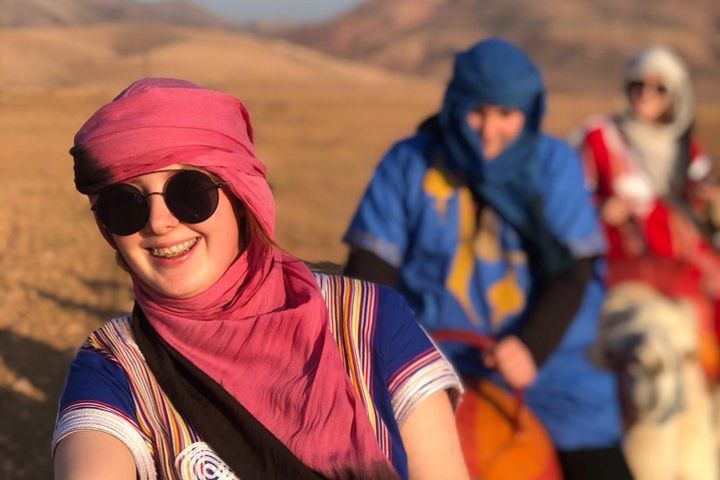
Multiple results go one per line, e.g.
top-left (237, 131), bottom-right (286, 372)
top-left (483, 335), bottom-right (538, 389)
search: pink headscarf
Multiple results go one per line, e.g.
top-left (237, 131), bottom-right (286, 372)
top-left (71, 78), bottom-right (390, 475)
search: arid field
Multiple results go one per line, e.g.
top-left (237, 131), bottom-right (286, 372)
top-left (0, 24), bottom-right (719, 480)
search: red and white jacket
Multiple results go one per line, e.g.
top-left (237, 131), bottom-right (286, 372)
top-left (578, 116), bottom-right (716, 296)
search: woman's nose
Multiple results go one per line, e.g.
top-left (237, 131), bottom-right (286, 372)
top-left (481, 115), bottom-right (501, 141)
top-left (144, 193), bottom-right (179, 235)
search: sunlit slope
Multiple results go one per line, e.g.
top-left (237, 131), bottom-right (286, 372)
top-left (0, 23), bottom-right (406, 89)
top-left (2, 0), bottom-right (223, 28)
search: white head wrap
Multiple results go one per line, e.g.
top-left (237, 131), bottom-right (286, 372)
top-left (621, 46), bottom-right (695, 195)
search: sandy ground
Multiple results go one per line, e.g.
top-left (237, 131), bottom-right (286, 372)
top-left (1, 79), bottom-right (718, 478)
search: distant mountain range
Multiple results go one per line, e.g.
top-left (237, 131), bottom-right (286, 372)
top-left (288, 0), bottom-right (720, 97)
top-left (2, 0), bottom-right (224, 28)
top-left (4, 0), bottom-right (719, 100)
top-left (0, 22), bottom-right (402, 89)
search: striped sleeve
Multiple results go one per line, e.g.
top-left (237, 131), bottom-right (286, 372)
top-left (376, 287), bottom-right (462, 426)
top-left (52, 346), bottom-right (156, 479)
top-left (53, 403), bottom-right (155, 480)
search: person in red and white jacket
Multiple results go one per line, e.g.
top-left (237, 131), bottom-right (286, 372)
top-left (576, 46), bottom-right (720, 480)
top-left (579, 47), bottom-right (715, 265)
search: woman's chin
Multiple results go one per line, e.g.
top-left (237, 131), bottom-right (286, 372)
top-left (142, 273), bottom-right (215, 300)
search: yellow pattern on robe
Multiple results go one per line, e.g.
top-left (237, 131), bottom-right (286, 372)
top-left (422, 161), bottom-right (458, 219)
top-left (478, 209), bottom-right (528, 328)
top-left (487, 270), bottom-right (526, 327)
top-left (446, 187), bottom-right (483, 324)
top-left (475, 208), bottom-right (527, 327)
top-left (422, 163), bottom-right (482, 324)
top-left (422, 162), bottom-right (528, 328)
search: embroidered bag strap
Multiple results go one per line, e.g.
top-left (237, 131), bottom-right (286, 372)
top-left (91, 317), bottom-right (198, 479)
top-left (313, 273), bottom-right (394, 460)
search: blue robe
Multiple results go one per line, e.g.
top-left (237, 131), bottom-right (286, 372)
top-left (344, 130), bottom-right (622, 450)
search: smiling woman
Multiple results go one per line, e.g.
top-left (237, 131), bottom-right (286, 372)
top-left (576, 46), bottom-right (720, 480)
top-left (52, 78), bottom-right (468, 480)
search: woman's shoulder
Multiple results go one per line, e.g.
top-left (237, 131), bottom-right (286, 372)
top-left (378, 132), bottom-right (439, 176)
top-left (311, 272), bottom-right (408, 314)
top-left (537, 134), bottom-right (584, 171)
top-left (82, 314), bottom-right (136, 355)
top-left (570, 115), bottom-right (627, 152)
top-left (312, 272), bottom-right (440, 352)
top-left (54, 315), bottom-right (144, 459)
top-left (59, 314), bottom-right (137, 409)
top-left (311, 272), bottom-right (384, 320)
top-left (575, 115), bottom-right (620, 138)
top-left (311, 273), bottom-right (462, 400)
top-left (311, 272), bottom-right (422, 347)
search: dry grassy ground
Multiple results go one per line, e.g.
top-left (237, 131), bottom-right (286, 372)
top-left (1, 77), bottom-right (719, 479)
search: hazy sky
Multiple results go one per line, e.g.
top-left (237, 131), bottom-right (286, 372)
top-left (187, 0), bottom-right (363, 24)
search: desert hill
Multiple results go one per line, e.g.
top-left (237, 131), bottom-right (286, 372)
top-left (0, 22), bottom-right (407, 89)
top-left (2, 0), bottom-right (224, 28)
top-left (288, 0), bottom-right (720, 98)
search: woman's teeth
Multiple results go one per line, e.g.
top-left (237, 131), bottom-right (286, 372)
top-left (150, 238), bottom-right (198, 258)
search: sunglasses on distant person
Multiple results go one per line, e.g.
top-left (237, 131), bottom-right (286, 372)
top-left (626, 80), bottom-right (668, 95)
top-left (92, 169), bottom-right (225, 236)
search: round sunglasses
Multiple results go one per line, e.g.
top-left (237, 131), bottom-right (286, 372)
top-left (92, 169), bottom-right (225, 236)
top-left (626, 80), bottom-right (668, 96)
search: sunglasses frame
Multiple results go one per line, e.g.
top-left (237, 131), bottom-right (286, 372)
top-left (91, 169), bottom-right (225, 236)
top-left (626, 80), bottom-right (668, 96)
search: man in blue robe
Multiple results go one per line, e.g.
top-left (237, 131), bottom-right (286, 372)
top-left (344, 38), bottom-right (632, 479)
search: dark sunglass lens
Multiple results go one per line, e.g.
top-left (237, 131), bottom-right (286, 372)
top-left (165, 170), bottom-right (220, 224)
top-left (95, 184), bottom-right (149, 236)
top-left (627, 80), bottom-right (668, 95)
top-left (627, 81), bottom-right (644, 93)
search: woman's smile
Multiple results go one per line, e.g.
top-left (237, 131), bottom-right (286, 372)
top-left (147, 237), bottom-right (199, 259)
